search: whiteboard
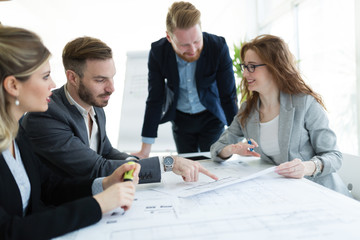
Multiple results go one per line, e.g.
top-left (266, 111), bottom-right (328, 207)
top-left (117, 51), bottom-right (176, 153)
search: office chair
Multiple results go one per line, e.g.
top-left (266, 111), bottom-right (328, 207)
top-left (338, 153), bottom-right (360, 200)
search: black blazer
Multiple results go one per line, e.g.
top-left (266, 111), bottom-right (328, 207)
top-left (141, 32), bottom-right (238, 138)
top-left (0, 128), bottom-right (101, 240)
top-left (20, 86), bottom-right (161, 183)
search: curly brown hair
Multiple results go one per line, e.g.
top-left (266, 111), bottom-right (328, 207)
top-left (238, 34), bottom-right (325, 127)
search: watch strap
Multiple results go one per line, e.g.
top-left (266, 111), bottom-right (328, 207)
top-left (311, 159), bottom-right (322, 177)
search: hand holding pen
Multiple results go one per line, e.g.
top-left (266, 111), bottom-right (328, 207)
top-left (102, 161), bottom-right (141, 190)
top-left (219, 138), bottom-right (261, 159)
top-left (244, 138), bottom-right (260, 157)
top-left (123, 161), bottom-right (136, 181)
top-left (248, 139), bottom-right (254, 152)
top-left (93, 162), bottom-right (141, 214)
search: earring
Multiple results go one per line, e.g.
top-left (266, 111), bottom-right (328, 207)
top-left (15, 99), bottom-right (20, 106)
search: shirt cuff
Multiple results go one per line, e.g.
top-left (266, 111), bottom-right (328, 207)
top-left (92, 177), bottom-right (105, 195)
top-left (126, 156), bottom-right (140, 161)
top-left (159, 156), bottom-right (165, 173)
top-left (142, 137), bottom-right (155, 144)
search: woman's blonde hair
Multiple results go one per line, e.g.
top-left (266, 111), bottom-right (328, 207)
top-left (238, 34), bottom-right (325, 127)
top-left (0, 26), bottom-right (50, 151)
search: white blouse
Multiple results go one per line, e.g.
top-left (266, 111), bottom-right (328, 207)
top-left (2, 141), bottom-right (31, 215)
top-left (260, 115), bottom-right (281, 157)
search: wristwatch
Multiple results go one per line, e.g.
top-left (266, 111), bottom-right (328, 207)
top-left (163, 156), bottom-right (174, 172)
top-left (311, 159), bottom-right (322, 177)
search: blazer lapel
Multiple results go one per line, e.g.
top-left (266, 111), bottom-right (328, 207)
top-left (246, 102), bottom-right (275, 164)
top-left (195, 53), bottom-right (205, 86)
top-left (0, 154), bottom-right (23, 216)
top-left (246, 107), bottom-right (260, 143)
top-left (168, 47), bottom-right (179, 87)
top-left (164, 48), bottom-right (179, 118)
top-left (16, 137), bottom-right (38, 214)
top-left (278, 92), bottom-right (295, 164)
top-left (59, 86), bottom-right (89, 146)
top-left (94, 108), bottom-right (104, 153)
top-left (195, 34), bottom-right (206, 87)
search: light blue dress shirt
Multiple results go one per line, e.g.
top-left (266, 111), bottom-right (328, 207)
top-left (175, 55), bottom-right (206, 114)
top-left (142, 55), bottom-right (206, 144)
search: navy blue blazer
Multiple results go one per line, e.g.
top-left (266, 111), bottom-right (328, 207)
top-left (20, 86), bottom-right (161, 183)
top-left (0, 127), bottom-right (101, 240)
top-left (141, 32), bottom-right (238, 138)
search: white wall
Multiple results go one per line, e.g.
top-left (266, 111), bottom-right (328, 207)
top-left (0, 0), bottom-right (247, 151)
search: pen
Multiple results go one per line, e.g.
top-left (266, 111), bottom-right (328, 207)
top-left (247, 139), bottom-right (254, 152)
top-left (123, 161), bottom-right (136, 181)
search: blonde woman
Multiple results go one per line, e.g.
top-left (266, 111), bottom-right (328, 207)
top-left (0, 26), bottom-right (140, 239)
top-left (210, 34), bottom-right (349, 196)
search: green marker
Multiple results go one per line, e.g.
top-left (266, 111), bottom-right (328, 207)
top-left (124, 161), bottom-right (136, 181)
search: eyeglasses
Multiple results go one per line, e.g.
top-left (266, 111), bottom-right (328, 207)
top-left (239, 63), bottom-right (266, 73)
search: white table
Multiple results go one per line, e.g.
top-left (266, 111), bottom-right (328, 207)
top-left (56, 155), bottom-right (360, 240)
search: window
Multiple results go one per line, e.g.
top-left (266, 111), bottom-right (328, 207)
top-left (255, 0), bottom-right (357, 154)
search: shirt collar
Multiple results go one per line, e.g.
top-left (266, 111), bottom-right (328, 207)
top-left (175, 54), bottom-right (198, 66)
top-left (64, 84), bottom-right (96, 118)
top-left (175, 54), bottom-right (186, 65)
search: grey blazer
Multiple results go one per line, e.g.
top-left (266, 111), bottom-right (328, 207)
top-left (20, 85), bottom-right (161, 183)
top-left (211, 92), bottom-right (349, 195)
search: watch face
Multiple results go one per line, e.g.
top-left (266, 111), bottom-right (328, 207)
top-left (164, 156), bottom-right (174, 165)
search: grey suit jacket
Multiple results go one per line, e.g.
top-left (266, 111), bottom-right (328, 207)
top-left (211, 92), bottom-right (349, 195)
top-left (20, 85), bottom-right (161, 183)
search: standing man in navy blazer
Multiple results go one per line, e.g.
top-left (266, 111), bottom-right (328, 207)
top-left (133, 1), bottom-right (238, 158)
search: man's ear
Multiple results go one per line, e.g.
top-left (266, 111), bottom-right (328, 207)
top-left (66, 70), bottom-right (79, 87)
top-left (3, 75), bottom-right (20, 97)
top-left (166, 31), bottom-right (172, 43)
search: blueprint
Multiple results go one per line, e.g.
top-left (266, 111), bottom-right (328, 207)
top-left (153, 166), bottom-right (276, 197)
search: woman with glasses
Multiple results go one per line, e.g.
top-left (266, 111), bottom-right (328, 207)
top-left (0, 26), bottom-right (140, 240)
top-left (210, 34), bottom-right (349, 196)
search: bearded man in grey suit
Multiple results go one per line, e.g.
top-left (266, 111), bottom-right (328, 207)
top-left (20, 36), bottom-right (217, 183)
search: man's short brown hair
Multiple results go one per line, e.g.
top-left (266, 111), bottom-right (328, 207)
top-left (62, 37), bottom-right (112, 78)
